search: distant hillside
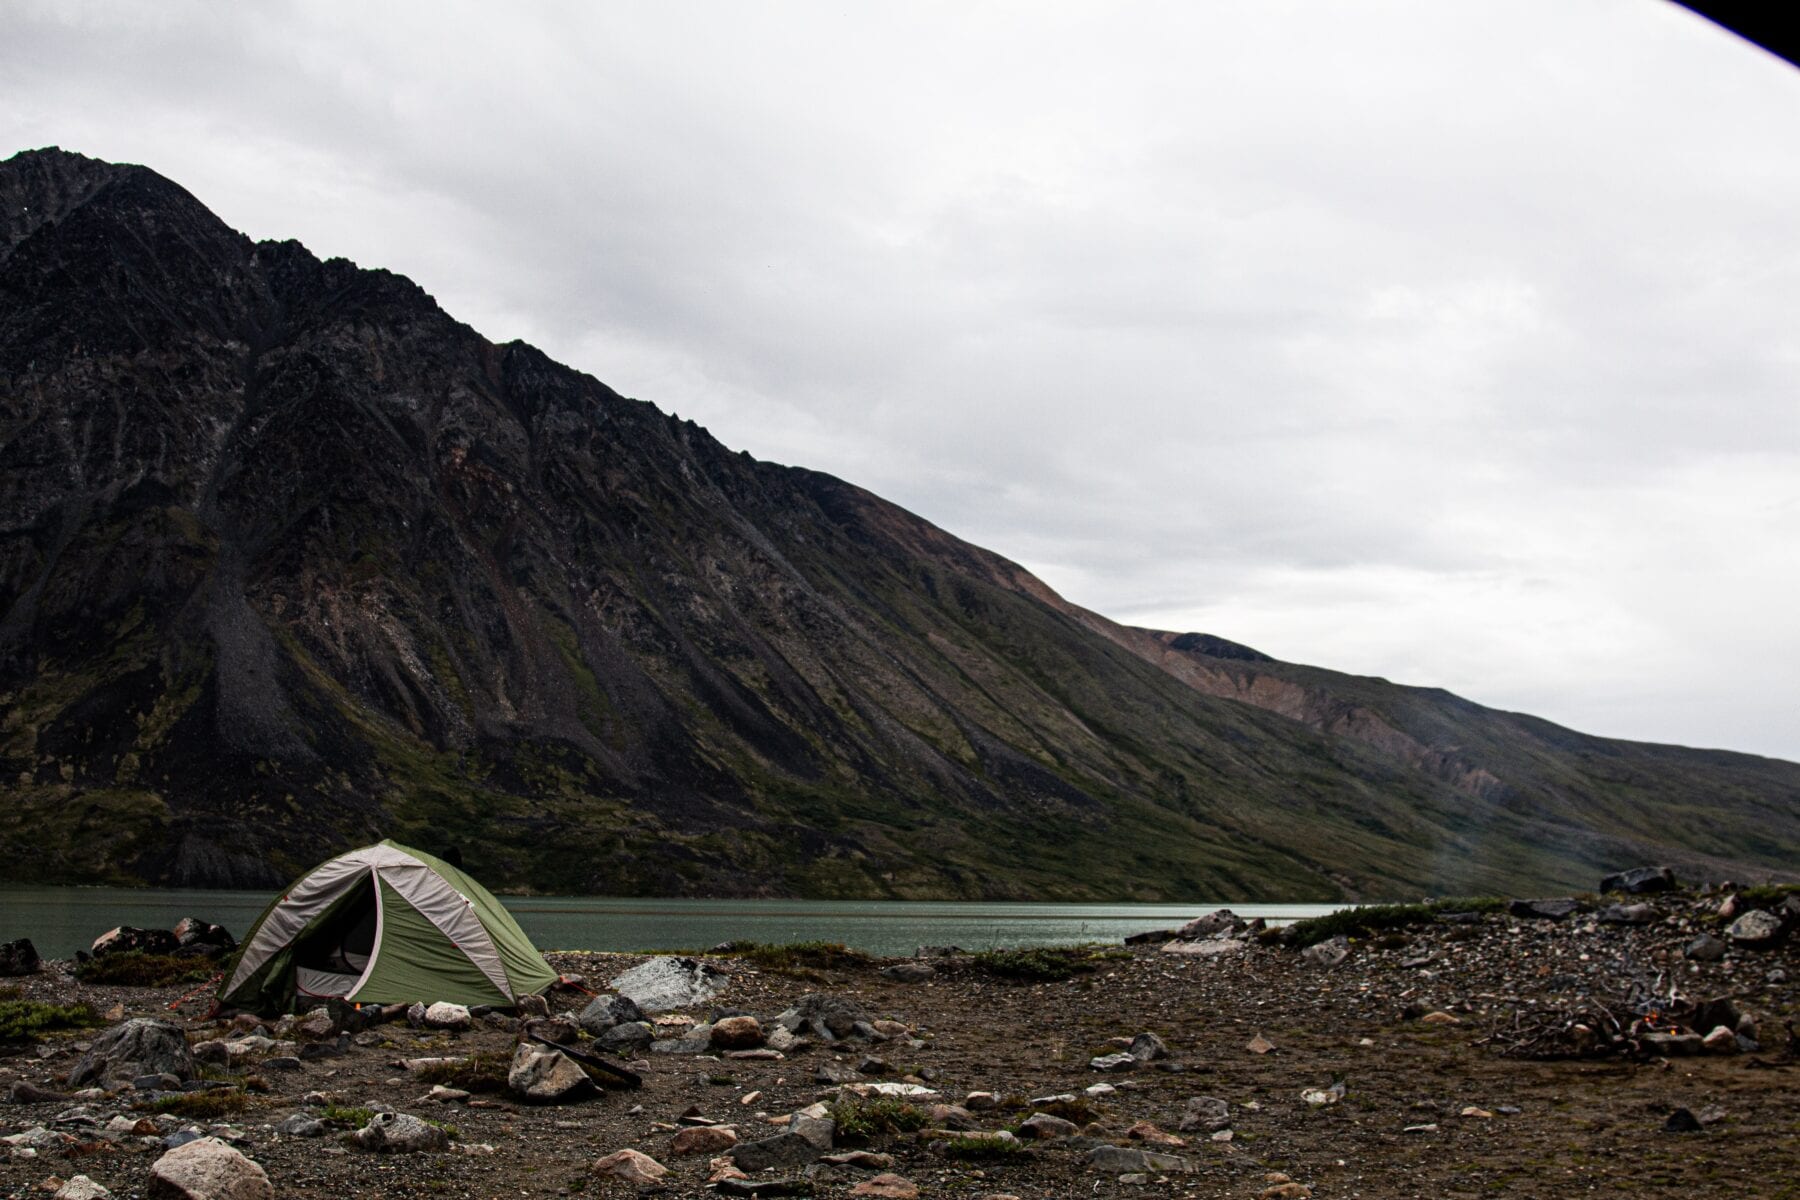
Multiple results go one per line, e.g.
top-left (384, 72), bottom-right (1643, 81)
top-left (2, 148), bottom-right (1795, 898)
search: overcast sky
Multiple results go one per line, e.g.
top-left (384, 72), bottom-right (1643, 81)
top-left (6, 1), bottom-right (1799, 760)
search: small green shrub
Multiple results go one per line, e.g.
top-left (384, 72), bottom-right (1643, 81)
top-left (0, 999), bottom-right (104, 1040)
top-left (970, 947), bottom-right (1100, 982)
top-left (414, 1051), bottom-right (510, 1092)
top-left (1738, 883), bottom-right (1800, 906)
top-left (1284, 898), bottom-right (1506, 948)
top-left (734, 941), bottom-right (871, 973)
top-left (75, 953), bottom-right (216, 988)
top-left (944, 1133), bottom-right (1029, 1159)
top-left (831, 1097), bottom-right (932, 1138)
top-left (138, 1090), bottom-right (253, 1120)
top-left (318, 1105), bottom-right (377, 1127)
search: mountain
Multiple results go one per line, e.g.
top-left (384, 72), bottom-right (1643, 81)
top-left (2, 148), bottom-right (1795, 899)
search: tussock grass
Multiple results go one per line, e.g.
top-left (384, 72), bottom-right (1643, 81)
top-left (74, 952), bottom-right (216, 988)
top-left (733, 941), bottom-right (871, 974)
top-left (0, 999), bottom-right (104, 1040)
top-left (1738, 883), bottom-right (1800, 906)
top-left (831, 1097), bottom-right (932, 1138)
top-left (1284, 898), bottom-right (1507, 948)
top-left (138, 1090), bottom-right (254, 1120)
top-left (414, 1051), bottom-right (510, 1093)
top-left (944, 1133), bottom-right (1029, 1159)
top-left (969, 945), bottom-right (1122, 982)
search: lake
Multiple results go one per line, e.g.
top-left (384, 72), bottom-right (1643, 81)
top-left (0, 886), bottom-right (1341, 959)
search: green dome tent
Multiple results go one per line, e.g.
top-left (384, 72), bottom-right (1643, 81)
top-left (217, 840), bottom-right (558, 1013)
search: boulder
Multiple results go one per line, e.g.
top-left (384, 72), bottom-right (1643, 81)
top-left (68, 1019), bottom-right (196, 1087)
top-left (146, 1136), bottom-right (274, 1199)
top-left (90, 926), bottom-right (179, 958)
top-left (1020, 1112), bottom-right (1079, 1139)
top-left (1596, 903), bottom-right (1657, 925)
top-left (1160, 937), bottom-right (1244, 956)
top-left (1685, 933), bottom-right (1727, 962)
top-left (523, 1014), bottom-right (581, 1045)
top-left (711, 1015), bottom-right (764, 1050)
top-left (880, 962), bottom-right (935, 983)
top-left (275, 1113), bottom-right (328, 1138)
top-left (592, 1148), bottom-right (668, 1183)
top-left (1727, 910), bottom-right (1784, 948)
top-left (726, 1131), bottom-right (823, 1173)
top-left (775, 993), bottom-right (871, 1042)
top-left (0, 937), bottom-right (41, 976)
top-left (171, 918), bottom-right (236, 956)
top-left (576, 993), bottom-right (644, 1036)
top-left (422, 1003), bottom-right (471, 1030)
top-left (54, 1177), bottom-right (111, 1200)
top-left (790, 1112), bottom-right (835, 1150)
top-left (1178, 1096), bottom-right (1230, 1133)
top-left (608, 956), bottom-right (727, 1013)
top-left (1175, 908), bottom-right (1239, 939)
top-left (350, 1112), bottom-right (451, 1153)
top-left (1301, 937), bottom-right (1350, 968)
top-left (1086, 1145), bottom-right (1190, 1173)
top-left (507, 1043), bottom-right (593, 1103)
top-left (594, 1021), bottom-right (655, 1055)
top-left (1600, 866), bottom-right (1676, 894)
top-left (1129, 1032), bottom-right (1169, 1061)
top-left (671, 1125), bottom-right (740, 1155)
top-left (1507, 898), bottom-right (1585, 921)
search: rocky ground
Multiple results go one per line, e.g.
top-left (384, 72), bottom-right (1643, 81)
top-left (1, 882), bottom-right (1797, 1200)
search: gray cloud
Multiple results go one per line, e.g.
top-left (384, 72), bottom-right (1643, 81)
top-left (5, 0), bottom-right (1797, 759)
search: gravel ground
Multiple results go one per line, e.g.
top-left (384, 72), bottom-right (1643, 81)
top-left (1, 887), bottom-right (1795, 1200)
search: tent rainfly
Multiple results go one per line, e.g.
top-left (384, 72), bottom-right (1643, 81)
top-left (217, 840), bottom-right (558, 1013)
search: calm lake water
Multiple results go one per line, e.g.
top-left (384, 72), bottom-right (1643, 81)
top-left (0, 886), bottom-right (1341, 959)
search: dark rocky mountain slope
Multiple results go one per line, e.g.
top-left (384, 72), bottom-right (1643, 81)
top-left (2, 148), bottom-right (1795, 898)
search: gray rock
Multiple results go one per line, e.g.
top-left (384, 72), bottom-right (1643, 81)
top-left (726, 1131), bottom-right (823, 1173)
top-left (351, 1111), bottom-right (451, 1153)
top-left (577, 993), bottom-right (645, 1036)
top-left (1685, 933), bottom-right (1728, 961)
top-left (775, 993), bottom-right (870, 1042)
top-left (1600, 866), bottom-right (1676, 894)
top-left (91, 926), bottom-right (179, 958)
top-left (1727, 910), bottom-right (1784, 947)
top-left (608, 956), bottom-right (728, 1014)
top-left (1089, 1052), bottom-right (1138, 1072)
top-left (0, 937), bottom-right (41, 976)
top-left (422, 1002), bottom-right (471, 1030)
top-left (880, 962), bottom-right (935, 983)
top-left (1596, 903), bottom-right (1657, 925)
top-left (1177, 1095), bottom-right (1230, 1132)
top-left (815, 1061), bottom-right (860, 1084)
top-left (1020, 1112), bottom-right (1079, 1139)
top-left (507, 1043), bottom-right (593, 1102)
top-left (275, 1113), bottom-right (328, 1137)
top-left (1175, 908), bottom-right (1240, 939)
top-left (790, 1112), bottom-right (835, 1150)
top-left (147, 1136), bottom-right (274, 1199)
top-left (68, 1019), bottom-right (196, 1088)
top-left (1129, 1032), bottom-right (1169, 1061)
top-left (650, 1025), bottom-right (714, 1054)
top-left (594, 1021), bottom-right (654, 1055)
top-left (1507, 898), bottom-right (1585, 921)
top-left (523, 1014), bottom-right (581, 1045)
top-left (1302, 936), bottom-right (1350, 968)
top-left (1086, 1145), bottom-right (1190, 1173)
top-left (53, 1176), bottom-right (111, 1200)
